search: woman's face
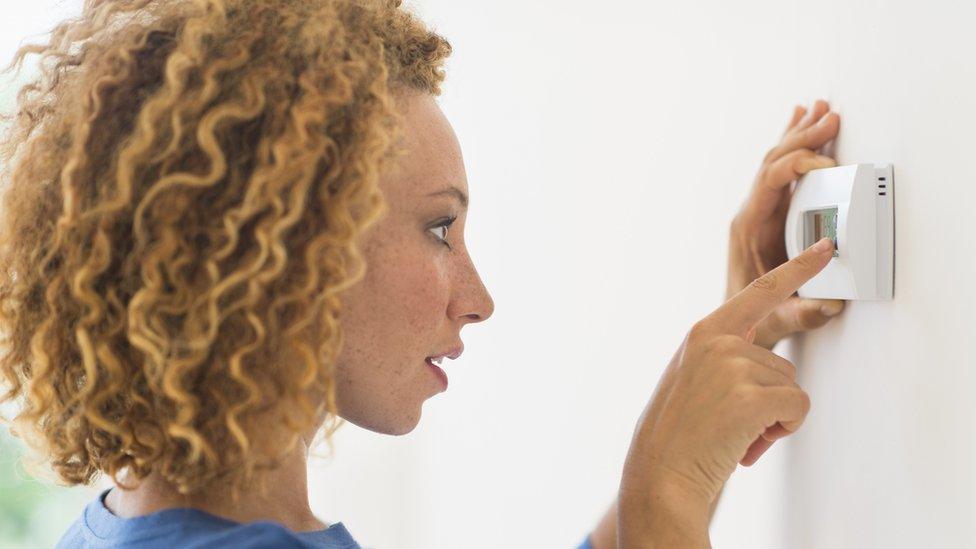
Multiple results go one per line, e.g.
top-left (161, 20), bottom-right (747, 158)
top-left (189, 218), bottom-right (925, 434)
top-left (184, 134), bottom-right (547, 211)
top-left (334, 91), bottom-right (494, 435)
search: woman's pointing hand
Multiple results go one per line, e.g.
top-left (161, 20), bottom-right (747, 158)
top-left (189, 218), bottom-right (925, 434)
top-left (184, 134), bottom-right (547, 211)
top-left (617, 237), bottom-right (835, 548)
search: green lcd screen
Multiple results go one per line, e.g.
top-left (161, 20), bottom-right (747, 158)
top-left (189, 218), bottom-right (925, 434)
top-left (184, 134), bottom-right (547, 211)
top-left (804, 207), bottom-right (839, 257)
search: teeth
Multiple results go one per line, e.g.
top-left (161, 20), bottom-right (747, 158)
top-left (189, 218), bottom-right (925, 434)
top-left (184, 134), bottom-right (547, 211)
top-left (431, 356), bottom-right (444, 365)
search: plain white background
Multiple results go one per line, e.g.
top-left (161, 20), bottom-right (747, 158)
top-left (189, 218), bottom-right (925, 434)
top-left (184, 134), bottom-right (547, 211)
top-left (2, 1), bottom-right (974, 548)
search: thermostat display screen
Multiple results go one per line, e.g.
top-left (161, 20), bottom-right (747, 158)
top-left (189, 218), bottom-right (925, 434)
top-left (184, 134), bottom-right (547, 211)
top-left (804, 207), bottom-right (839, 257)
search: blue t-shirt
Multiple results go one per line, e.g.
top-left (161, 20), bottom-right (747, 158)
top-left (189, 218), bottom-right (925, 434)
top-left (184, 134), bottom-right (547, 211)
top-left (58, 487), bottom-right (596, 548)
top-left (56, 488), bottom-right (360, 548)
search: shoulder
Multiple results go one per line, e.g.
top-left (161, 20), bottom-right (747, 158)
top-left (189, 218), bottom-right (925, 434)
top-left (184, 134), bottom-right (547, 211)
top-left (183, 521), bottom-right (317, 549)
top-left (55, 511), bottom-right (336, 549)
top-left (183, 521), bottom-right (362, 549)
top-left (54, 489), bottom-right (358, 549)
top-left (54, 516), bottom-right (86, 549)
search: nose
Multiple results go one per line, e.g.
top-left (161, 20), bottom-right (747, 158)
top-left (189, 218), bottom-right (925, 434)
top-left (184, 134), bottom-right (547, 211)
top-left (449, 252), bottom-right (494, 324)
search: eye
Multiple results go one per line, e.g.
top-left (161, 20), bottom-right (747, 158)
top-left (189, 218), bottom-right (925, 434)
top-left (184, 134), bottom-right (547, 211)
top-left (428, 215), bottom-right (457, 249)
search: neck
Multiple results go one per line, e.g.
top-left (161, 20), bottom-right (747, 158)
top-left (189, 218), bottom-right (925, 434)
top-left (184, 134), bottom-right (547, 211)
top-left (104, 439), bottom-right (328, 532)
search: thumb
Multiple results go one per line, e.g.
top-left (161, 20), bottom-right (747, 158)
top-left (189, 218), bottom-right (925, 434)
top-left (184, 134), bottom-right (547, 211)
top-left (755, 297), bottom-right (846, 348)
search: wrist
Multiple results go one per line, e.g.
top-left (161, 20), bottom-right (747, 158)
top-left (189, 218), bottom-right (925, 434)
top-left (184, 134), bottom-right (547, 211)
top-left (618, 480), bottom-right (711, 548)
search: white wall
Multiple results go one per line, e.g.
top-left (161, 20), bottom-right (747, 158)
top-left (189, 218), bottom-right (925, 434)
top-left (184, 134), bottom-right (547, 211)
top-left (3, 1), bottom-right (973, 548)
top-left (311, 1), bottom-right (975, 548)
top-left (774, 2), bottom-right (976, 547)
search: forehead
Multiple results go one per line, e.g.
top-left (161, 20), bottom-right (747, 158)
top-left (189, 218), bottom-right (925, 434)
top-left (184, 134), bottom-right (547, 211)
top-left (381, 92), bottom-right (467, 204)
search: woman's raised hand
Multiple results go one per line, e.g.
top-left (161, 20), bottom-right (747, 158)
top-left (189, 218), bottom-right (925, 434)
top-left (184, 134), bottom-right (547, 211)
top-left (617, 237), bottom-right (836, 548)
top-left (727, 99), bottom-right (845, 350)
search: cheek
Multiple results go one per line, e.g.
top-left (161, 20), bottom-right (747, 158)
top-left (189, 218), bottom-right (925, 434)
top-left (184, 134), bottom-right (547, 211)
top-left (340, 240), bottom-right (451, 370)
top-left (384, 258), bottom-right (449, 332)
top-left (333, 245), bottom-right (451, 427)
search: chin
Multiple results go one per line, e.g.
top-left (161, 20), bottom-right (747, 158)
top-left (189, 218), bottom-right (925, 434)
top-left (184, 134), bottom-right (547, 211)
top-left (340, 406), bottom-right (422, 436)
top-left (387, 420), bottom-right (419, 436)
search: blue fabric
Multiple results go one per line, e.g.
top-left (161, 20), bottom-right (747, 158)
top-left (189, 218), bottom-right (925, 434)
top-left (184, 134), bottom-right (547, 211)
top-left (56, 488), bottom-right (360, 548)
top-left (576, 532), bottom-right (594, 549)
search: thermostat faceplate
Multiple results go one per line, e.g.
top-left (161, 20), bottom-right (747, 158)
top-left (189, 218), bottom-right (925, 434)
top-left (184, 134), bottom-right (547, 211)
top-left (784, 163), bottom-right (894, 300)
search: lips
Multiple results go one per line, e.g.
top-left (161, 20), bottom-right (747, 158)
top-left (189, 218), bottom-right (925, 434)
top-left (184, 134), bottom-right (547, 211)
top-left (425, 344), bottom-right (461, 392)
top-left (427, 344), bottom-right (464, 364)
top-left (425, 356), bottom-right (449, 391)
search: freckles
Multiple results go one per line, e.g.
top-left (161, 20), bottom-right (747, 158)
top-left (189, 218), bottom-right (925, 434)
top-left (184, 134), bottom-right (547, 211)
top-left (407, 272), bottom-right (449, 320)
top-left (356, 225), bottom-right (450, 334)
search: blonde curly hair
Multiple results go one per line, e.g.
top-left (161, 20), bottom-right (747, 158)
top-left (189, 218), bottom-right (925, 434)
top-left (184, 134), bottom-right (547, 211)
top-left (0, 0), bottom-right (450, 496)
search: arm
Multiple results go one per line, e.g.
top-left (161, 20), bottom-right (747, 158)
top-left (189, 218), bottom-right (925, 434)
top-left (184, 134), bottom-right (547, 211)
top-left (707, 485), bottom-right (724, 525)
top-left (586, 485), bottom-right (723, 549)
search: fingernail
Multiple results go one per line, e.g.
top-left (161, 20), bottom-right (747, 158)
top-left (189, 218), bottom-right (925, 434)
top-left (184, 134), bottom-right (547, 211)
top-left (820, 301), bottom-right (844, 316)
top-left (812, 237), bottom-right (833, 253)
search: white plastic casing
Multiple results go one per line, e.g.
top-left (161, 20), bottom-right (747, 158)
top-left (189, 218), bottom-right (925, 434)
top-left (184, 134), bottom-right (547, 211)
top-left (784, 163), bottom-right (894, 300)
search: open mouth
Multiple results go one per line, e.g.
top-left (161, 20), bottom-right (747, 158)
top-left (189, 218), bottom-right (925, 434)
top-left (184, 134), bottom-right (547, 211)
top-left (425, 356), bottom-right (449, 391)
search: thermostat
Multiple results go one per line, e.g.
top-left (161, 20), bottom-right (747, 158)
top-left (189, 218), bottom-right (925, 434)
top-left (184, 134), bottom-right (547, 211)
top-left (784, 163), bottom-right (894, 300)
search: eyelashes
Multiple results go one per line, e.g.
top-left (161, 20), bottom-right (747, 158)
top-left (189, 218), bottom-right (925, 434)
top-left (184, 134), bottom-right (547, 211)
top-left (428, 215), bottom-right (457, 249)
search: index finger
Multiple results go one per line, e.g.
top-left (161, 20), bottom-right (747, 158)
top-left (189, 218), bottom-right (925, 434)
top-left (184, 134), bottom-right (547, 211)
top-left (709, 237), bottom-right (835, 334)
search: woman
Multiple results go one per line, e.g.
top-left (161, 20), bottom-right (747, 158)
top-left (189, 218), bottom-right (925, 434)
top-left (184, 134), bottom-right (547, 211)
top-left (0, 0), bottom-right (845, 547)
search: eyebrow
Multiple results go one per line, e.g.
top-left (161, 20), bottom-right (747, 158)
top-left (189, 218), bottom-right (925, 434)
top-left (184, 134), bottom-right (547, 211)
top-left (426, 186), bottom-right (468, 209)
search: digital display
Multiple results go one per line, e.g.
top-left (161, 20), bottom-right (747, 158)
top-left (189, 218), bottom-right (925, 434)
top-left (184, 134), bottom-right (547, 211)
top-left (804, 207), bottom-right (839, 257)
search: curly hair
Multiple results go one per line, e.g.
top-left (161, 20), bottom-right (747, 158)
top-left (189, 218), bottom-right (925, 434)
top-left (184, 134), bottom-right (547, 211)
top-left (0, 0), bottom-right (450, 496)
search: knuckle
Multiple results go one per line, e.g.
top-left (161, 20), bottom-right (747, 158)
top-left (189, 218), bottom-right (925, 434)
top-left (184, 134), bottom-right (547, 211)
top-left (734, 383), bottom-right (758, 406)
top-left (688, 319), bottom-right (711, 342)
top-left (731, 358), bottom-right (756, 382)
top-left (797, 388), bottom-right (811, 414)
top-left (792, 252), bottom-right (818, 270)
top-left (730, 356), bottom-right (753, 370)
top-left (750, 272), bottom-right (778, 294)
top-left (730, 215), bottom-right (741, 235)
top-left (710, 334), bottom-right (741, 355)
top-left (791, 148), bottom-right (815, 160)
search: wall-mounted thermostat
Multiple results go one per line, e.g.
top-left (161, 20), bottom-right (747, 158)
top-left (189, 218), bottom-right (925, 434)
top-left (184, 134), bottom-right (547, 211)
top-left (784, 163), bottom-right (894, 300)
